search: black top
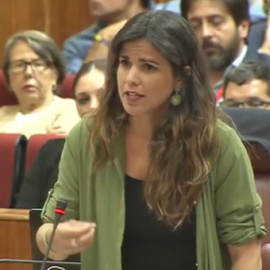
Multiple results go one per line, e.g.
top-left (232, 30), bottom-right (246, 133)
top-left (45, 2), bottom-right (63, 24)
top-left (16, 138), bottom-right (65, 209)
top-left (122, 175), bottom-right (197, 270)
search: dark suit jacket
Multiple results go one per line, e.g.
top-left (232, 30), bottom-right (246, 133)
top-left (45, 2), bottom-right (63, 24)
top-left (223, 108), bottom-right (270, 156)
top-left (16, 138), bottom-right (65, 209)
top-left (247, 19), bottom-right (270, 66)
top-left (248, 20), bottom-right (267, 55)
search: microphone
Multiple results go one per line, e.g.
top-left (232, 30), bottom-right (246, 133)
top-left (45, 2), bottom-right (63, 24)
top-left (40, 198), bottom-right (68, 270)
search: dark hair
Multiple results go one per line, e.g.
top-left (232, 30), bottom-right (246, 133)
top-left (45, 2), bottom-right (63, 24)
top-left (223, 61), bottom-right (270, 97)
top-left (181, 0), bottom-right (250, 25)
top-left (72, 59), bottom-right (108, 96)
top-left (140, 0), bottom-right (151, 9)
top-left (90, 10), bottom-right (220, 228)
top-left (2, 30), bottom-right (66, 93)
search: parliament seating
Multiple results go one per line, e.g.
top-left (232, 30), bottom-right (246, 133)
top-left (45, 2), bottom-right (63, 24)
top-left (0, 70), bottom-right (17, 107)
top-left (0, 133), bottom-right (27, 208)
top-left (60, 73), bottom-right (76, 99)
top-left (0, 133), bottom-right (65, 208)
top-left (0, 66), bottom-right (72, 207)
top-left (25, 134), bottom-right (66, 171)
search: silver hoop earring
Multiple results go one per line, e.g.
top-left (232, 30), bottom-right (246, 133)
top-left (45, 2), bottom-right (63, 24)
top-left (170, 86), bottom-right (181, 106)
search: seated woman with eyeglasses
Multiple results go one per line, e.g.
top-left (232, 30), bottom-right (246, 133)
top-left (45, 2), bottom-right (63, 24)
top-left (0, 30), bottom-right (80, 138)
top-left (16, 59), bottom-right (107, 209)
top-left (221, 61), bottom-right (270, 109)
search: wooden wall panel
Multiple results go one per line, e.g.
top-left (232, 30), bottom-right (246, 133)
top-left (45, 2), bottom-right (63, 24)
top-left (0, 0), bottom-right (46, 65)
top-left (0, 0), bottom-right (171, 64)
top-left (0, 0), bottom-right (94, 64)
top-left (48, 0), bottom-right (94, 50)
top-left (47, 0), bottom-right (171, 49)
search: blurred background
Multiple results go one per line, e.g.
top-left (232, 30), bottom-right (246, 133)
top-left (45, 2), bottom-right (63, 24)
top-left (0, 0), bottom-right (178, 64)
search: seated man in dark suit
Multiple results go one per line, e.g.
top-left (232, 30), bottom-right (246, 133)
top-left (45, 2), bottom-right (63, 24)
top-left (221, 61), bottom-right (270, 109)
top-left (16, 60), bottom-right (107, 208)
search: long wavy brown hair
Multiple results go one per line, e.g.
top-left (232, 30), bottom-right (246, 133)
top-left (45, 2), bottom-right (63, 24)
top-left (90, 11), bottom-right (221, 228)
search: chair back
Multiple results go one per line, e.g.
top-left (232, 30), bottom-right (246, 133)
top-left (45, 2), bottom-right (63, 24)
top-left (0, 70), bottom-right (18, 107)
top-left (0, 133), bottom-right (27, 207)
top-left (26, 134), bottom-right (65, 172)
top-left (59, 73), bottom-right (75, 99)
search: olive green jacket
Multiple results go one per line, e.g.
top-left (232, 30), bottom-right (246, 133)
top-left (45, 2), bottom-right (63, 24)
top-left (42, 119), bottom-right (266, 270)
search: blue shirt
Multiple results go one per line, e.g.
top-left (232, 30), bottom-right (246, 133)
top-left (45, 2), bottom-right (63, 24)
top-left (62, 1), bottom-right (265, 74)
top-left (62, 21), bottom-right (106, 73)
top-left (62, 1), bottom-right (157, 74)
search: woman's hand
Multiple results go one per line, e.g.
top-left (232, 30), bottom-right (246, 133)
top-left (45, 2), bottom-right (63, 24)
top-left (50, 220), bottom-right (96, 256)
top-left (46, 124), bottom-right (67, 135)
top-left (46, 113), bottom-right (66, 135)
top-left (36, 220), bottom-right (96, 260)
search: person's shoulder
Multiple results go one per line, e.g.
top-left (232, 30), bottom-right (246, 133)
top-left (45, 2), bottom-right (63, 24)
top-left (0, 105), bottom-right (19, 114)
top-left (212, 120), bottom-right (250, 186)
top-left (64, 23), bottom-right (100, 44)
top-left (155, 0), bottom-right (180, 14)
top-left (66, 116), bottom-right (94, 144)
top-left (54, 96), bottom-right (76, 105)
top-left (0, 105), bottom-right (19, 120)
top-left (52, 97), bottom-right (80, 127)
top-left (61, 117), bottom-right (94, 162)
top-left (53, 96), bottom-right (78, 112)
top-left (250, 19), bottom-right (267, 30)
top-left (216, 119), bottom-right (245, 156)
top-left (216, 119), bottom-right (236, 139)
top-left (249, 5), bottom-right (267, 23)
top-left (249, 19), bottom-right (267, 38)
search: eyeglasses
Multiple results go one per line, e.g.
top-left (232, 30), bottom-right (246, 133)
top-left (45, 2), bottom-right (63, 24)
top-left (220, 98), bottom-right (270, 109)
top-left (8, 59), bottom-right (53, 74)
